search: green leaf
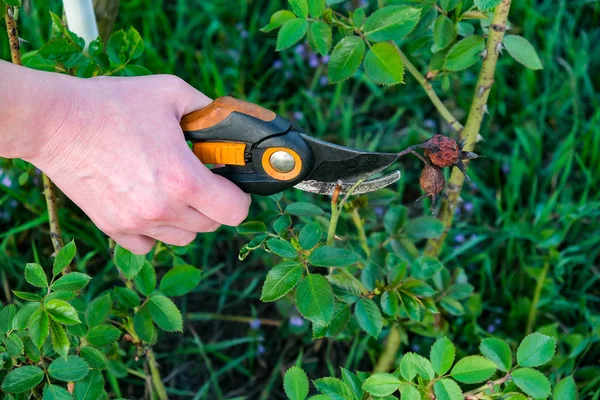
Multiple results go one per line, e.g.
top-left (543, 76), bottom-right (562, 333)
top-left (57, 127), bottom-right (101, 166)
top-left (516, 332), bottom-right (556, 367)
top-left (50, 319), bottom-right (69, 358)
top-left (285, 202), bottom-right (324, 216)
top-left (480, 338), bottom-right (512, 372)
top-left (47, 291), bottom-right (77, 302)
top-left (86, 324), bottom-right (121, 347)
top-left (430, 337), bottom-right (455, 376)
top-left (14, 302), bottom-right (40, 331)
top-left (25, 263), bottom-right (48, 288)
top-left (106, 28), bottom-right (143, 65)
top-left (440, 296), bottom-right (465, 316)
top-left (266, 238), bottom-right (298, 258)
top-left (53, 240), bottom-right (76, 276)
top-left (380, 291), bottom-right (399, 317)
top-left (451, 355), bottom-right (496, 384)
top-left (299, 222), bottom-right (322, 250)
top-left (28, 309), bottom-right (49, 348)
top-left (74, 370), bottom-right (105, 400)
top-left (352, 7), bottom-right (365, 27)
top-left (1, 366), bottom-right (45, 393)
top-left (3, 0), bottom-right (22, 7)
top-left (399, 291), bottom-right (420, 321)
top-left (148, 295), bottom-right (183, 332)
top-left (284, 366), bottom-right (309, 400)
top-left (114, 287), bottom-right (140, 309)
top-left (400, 278), bottom-right (437, 298)
top-left (433, 15), bottom-right (456, 50)
top-left (363, 42), bottom-right (405, 85)
top-left (354, 298), bottom-right (382, 338)
top-left (474, 0), bottom-right (502, 11)
top-left (276, 18), bottom-right (309, 51)
top-left (261, 261), bottom-right (304, 302)
top-left (159, 265), bottom-right (202, 296)
top-left (440, 0), bottom-right (460, 12)
top-left (85, 294), bottom-right (112, 327)
top-left (399, 384), bottom-right (421, 400)
top-left (260, 10), bottom-right (296, 32)
top-left (504, 35), bottom-right (543, 70)
top-left (295, 274), bottom-right (334, 325)
top-left (511, 368), bottom-right (551, 399)
top-left (51, 272), bottom-right (92, 292)
top-left (313, 377), bottom-right (353, 400)
top-left (12, 291), bottom-right (42, 301)
top-left (384, 206), bottom-right (407, 235)
top-left (433, 379), bottom-right (463, 400)
top-left (289, 0), bottom-right (309, 17)
top-left (39, 39), bottom-right (82, 61)
top-left (364, 6), bottom-right (421, 42)
top-left (362, 373), bottom-right (401, 396)
top-left (312, 303), bottom-right (350, 339)
top-left (134, 261), bottom-right (156, 296)
top-left (80, 346), bottom-right (108, 369)
top-left (123, 64), bottom-right (151, 76)
top-left (444, 35), bottom-right (485, 71)
top-left (554, 376), bottom-right (578, 400)
top-left (46, 299), bottom-right (81, 325)
top-left (48, 356), bottom-right (90, 382)
top-left (447, 283), bottom-right (474, 300)
top-left (308, 246), bottom-right (358, 267)
top-left (403, 216), bottom-right (444, 239)
top-left (412, 256), bottom-right (443, 280)
top-left (237, 221), bottom-right (267, 234)
top-left (308, 0), bottom-right (325, 17)
top-left (328, 36), bottom-right (365, 83)
top-left (341, 368), bottom-right (363, 399)
top-left (133, 306), bottom-right (156, 343)
top-left (273, 214), bottom-right (292, 234)
top-left (43, 384), bottom-right (73, 400)
top-left (309, 21), bottom-right (332, 56)
top-left (6, 333), bottom-right (24, 357)
top-left (400, 352), bottom-right (434, 381)
top-left (114, 244), bottom-right (145, 279)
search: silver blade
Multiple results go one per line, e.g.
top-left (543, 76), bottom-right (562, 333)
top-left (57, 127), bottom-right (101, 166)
top-left (294, 170), bottom-right (401, 196)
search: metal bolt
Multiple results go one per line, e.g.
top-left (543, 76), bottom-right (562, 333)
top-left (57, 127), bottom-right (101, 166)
top-left (269, 150), bottom-right (295, 173)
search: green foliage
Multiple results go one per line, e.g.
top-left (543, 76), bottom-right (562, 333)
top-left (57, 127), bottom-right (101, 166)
top-left (503, 35), bottom-right (543, 70)
top-left (284, 366), bottom-right (310, 400)
top-left (363, 42), bottom-right (405, 85)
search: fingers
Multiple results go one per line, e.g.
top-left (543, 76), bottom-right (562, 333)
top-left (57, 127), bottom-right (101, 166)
top-left (167, 206), bottom-right (221, 233)
top-left (112, 234), bottom-right (156, 255)
top-left (145, 226), bottom-right (198, 247)
top-left (170, 77), bottom-right (213, 117)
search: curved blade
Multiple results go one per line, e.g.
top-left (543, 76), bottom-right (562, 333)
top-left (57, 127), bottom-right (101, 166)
top-left (295, 170), bottom-right (401, 196)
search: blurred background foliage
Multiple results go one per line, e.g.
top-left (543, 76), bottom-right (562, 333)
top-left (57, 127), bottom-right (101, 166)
top-left (1, 0), bottom-right (599, 398)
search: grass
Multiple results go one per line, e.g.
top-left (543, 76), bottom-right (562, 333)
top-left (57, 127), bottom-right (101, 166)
top-left (1, 0), bottom-right (600, 398)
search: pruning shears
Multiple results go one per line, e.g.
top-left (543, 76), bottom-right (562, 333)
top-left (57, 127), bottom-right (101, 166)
top-left (180, 96), bottom-right (400, 196)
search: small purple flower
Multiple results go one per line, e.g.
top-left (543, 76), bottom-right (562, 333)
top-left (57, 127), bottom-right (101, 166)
top-left (273, 60), bottom-right (283, 69)
top-left (374, 206), bottom-right (385, 218)
top-left (455, 234), bottom-right (465, 243)
top-left (487, 324), bottom-right (496, 333)
top-left (309, 54), bottom-right (319, 68)
top-left (0, 212), bottom-right (8, 221)
top-left (295, 44), bottom-right (306, 55)
top-left (284, 71), bottom-right (293, 79)
top-left (235, 22), bottom-right (244, 31)
top-left (289, 316), bottom-right (304, 327)
top-left (1, 175), bottom-right (12, 187)
top-left (321, 55), bottom-right (329, 64)
top-left (494, 317), bottom-right (502, 325)
top-left (257, 344), bottom-right (266, 354)
top-left (240, 30), bottom-right (249, 39)
top-left (423, 119), bottom-right (436, 129)
top-left (463, 202), bottom-right (473, 212)
top-left (319, 76), bottom-right (329, 86)
top-left (411, 344), bottom-right (420, 352)
top-left (8, 200), bottom-right (17, 208)
top-left (293, 111), bottom-right (304, 121)
top-left (249, 319), bottom-right (261, 329)
top-left (502, 163), bottom-right (510, 174)
top-left (358, 0), bottom-right (368, 7)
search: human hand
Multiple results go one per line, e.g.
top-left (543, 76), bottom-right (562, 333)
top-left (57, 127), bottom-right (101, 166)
top-left (26, 74), bottom-right (251, 254)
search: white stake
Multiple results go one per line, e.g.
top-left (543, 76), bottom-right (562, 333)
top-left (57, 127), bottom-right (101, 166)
top-left (62, 0), bottom-right (99, 49)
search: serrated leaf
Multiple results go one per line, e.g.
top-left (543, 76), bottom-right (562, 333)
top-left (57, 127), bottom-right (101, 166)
top-left (440, 0), bottom-right (460, 12)
top-left (444, 35), bottom-right (485, 71)
top-left (364, 42), bottom-right (404, 85)
top-left (299, 222), bottom-right (322, 250)
top-left (277, 18), bottom-right (309, 51)
top-left (431, 337), bottom-right (455, 375)
top-left (441, 296), bottom-right (465, 316)
top-left (114, 244), bottom-right (145, 279)
top-left (480, 338), bottom-right (512, 372)
top-left (474, 0), bottom-right (502, 11)
top-left (504, 35), bottom-right (543, 70)
top-left (25, 263), bottom-right (48, 288)
top-left (1, 366), bottom-right (44, 393)
top-left (434, 15), bottom-right (456, 50)
top-left (74, 370), bottom-right (104, 400)
top-left (284, 366), bottom-right (309, 400)
top-left (266, 238), bottom-right (298, 258)
top-left (308, 0), bottom-right (325, 17)
top-left (134, 261), bottom-right (156, 296)
top-left (3, 0), bottom-right (22, 7)
top-left (364, 6), bottom-right (421, 42)
top-left (28, 309), bottom-right (49, 348)
top-left (50, 319), bottom-right (69, 358)
top-left (362, 373), bottom-right (401, 396)
top-left (51, 272), bottom-right (92, 292)
top-left (290, 0), bottom-right (309, 17)
top-left (341, 368), bottom-right (363, 399)
top-left (399, 291), bottom-right (420, 321)
top-left (516, 332), bottom-right (556, 367)
top-left (313, 377), bottom-right (353, 400)
top-left (48, 356), bottom-right (90, 382)
top-left (261, 10), bottom-right (296, 32)
top-left (285, 202), bottom-right (324, 216)
top-left (6, 334), bottom-right (23, 357)
top-left (14, 302), bottom-right (40, 331)
top-left (80, 346), bottom-right (108, 369)
top-left (412, 256), bottom-right (443, 280)
top-left (312, 303), bottom-right (350, 339)
top-left (86, 324), bottom-right (121, 347)
top-left (85, 294), bottom-right (112, 327)
top-left (39, 39), bottom-right (82, 61)
top-left (295, 274), bottom-right (334, 325)
top-left (159, 265), bottom-right (202, 296)
top-left (328, 36), bottom-right (365, 83)
top-left (399, 384), bottom-right (421, 400)
top-left (511, 368), bottom-right (551, 399)
top-left (310, 21), bottom-right (332, 56)
top-left (353, 8), bottom-right (365, 27)
top-left (400, 278), bottom-right (437, 298)
top-left (354, 298), bottom-right (382, 338)
top-left (114, 287), bottom-right (140, 309)
top-left (12, 291), bottom-right (42, 301)
top-left (403, 216), bottom-right (444, 239)
top-left (46, 300), bottom-right (81, 325)
top-left (451, 355), bottom-right (496, 383)
top-left (273, 214), bottom-right (292, 234)
top-left (133, 306), bottom-right (156, 343)
top-left (237, 221), bottom-right (268, 234)
top-left (261, 261), bottom-right (304, 302)
top-left (433, 378), bottom-right (463, 400)
top-left (148, 295), bottom-right (183, 332)
top-left (400, 352), bottom-right (434, 381)
top-left (43, 384), bottom-right (73, 400)
top-left (380, 291), bottom-right (399, 317)
top-left (384, 206), bottom-right (407, 235)
top-left (308, 246), bottom-right (357, 267)
top-left (53, 240), bottom-right (76, 276)
top-left (554, 376), bottom-right (578, 400)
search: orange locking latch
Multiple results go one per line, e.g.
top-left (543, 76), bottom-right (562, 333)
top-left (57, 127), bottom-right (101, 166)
top-left (193, 142), bottom-right (247, 166)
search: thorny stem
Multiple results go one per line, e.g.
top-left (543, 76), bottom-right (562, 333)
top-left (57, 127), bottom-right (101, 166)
top-left (5, 5), bottom-right (70, 271)
top-left (146, 348), bottom-right (168, 400)
top-left (375, 0), bottom-right (513, 374)
top-left (526, 260), bottom-right (550, 334)
top-left (350, 208), bottom-right (370, 257)
top-left (327, 180), bottom-right (366, 247)
top-left (424, 0), bottom-right (512, 257)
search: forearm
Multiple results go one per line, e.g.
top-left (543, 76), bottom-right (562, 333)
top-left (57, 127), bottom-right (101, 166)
top-left (0, 60), bottom-right (77, 161)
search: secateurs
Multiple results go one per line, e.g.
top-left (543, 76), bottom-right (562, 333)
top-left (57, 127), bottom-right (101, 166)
top-left (180, 96), bottom-right (401, 196)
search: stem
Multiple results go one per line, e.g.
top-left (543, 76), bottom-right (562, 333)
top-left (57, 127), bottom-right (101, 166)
top-left (327, 179), bottom-right (366, 247)
top-left (373, 323), bottom-right (402, 373)
top-left (424, 0), bottom-right (512, 257)
top-left (462, 374), bottom-right (511, 397)
top-left (186, 313), bottom-right (282, 327)
top-left (4, 5), bottom-right (21, 64)
top-left (393, 43), bottom-right (463, 132)
top-left (526, 260), bottom-right (550, 334)
top-left (146, 349), bottom-right (168, 400)
top-left (350, 208), bottom-right (370, 257)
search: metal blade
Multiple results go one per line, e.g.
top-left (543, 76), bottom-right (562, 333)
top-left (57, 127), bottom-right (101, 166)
top-left (294, 170), bottom-right (401, 196)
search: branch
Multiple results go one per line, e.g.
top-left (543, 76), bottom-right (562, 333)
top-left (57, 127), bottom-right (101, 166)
top-left (424, 0), bottom-right (513, 257)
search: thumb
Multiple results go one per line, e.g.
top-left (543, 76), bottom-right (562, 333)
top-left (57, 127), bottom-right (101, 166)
top-left (171, 76), bottom-right (213, 118)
